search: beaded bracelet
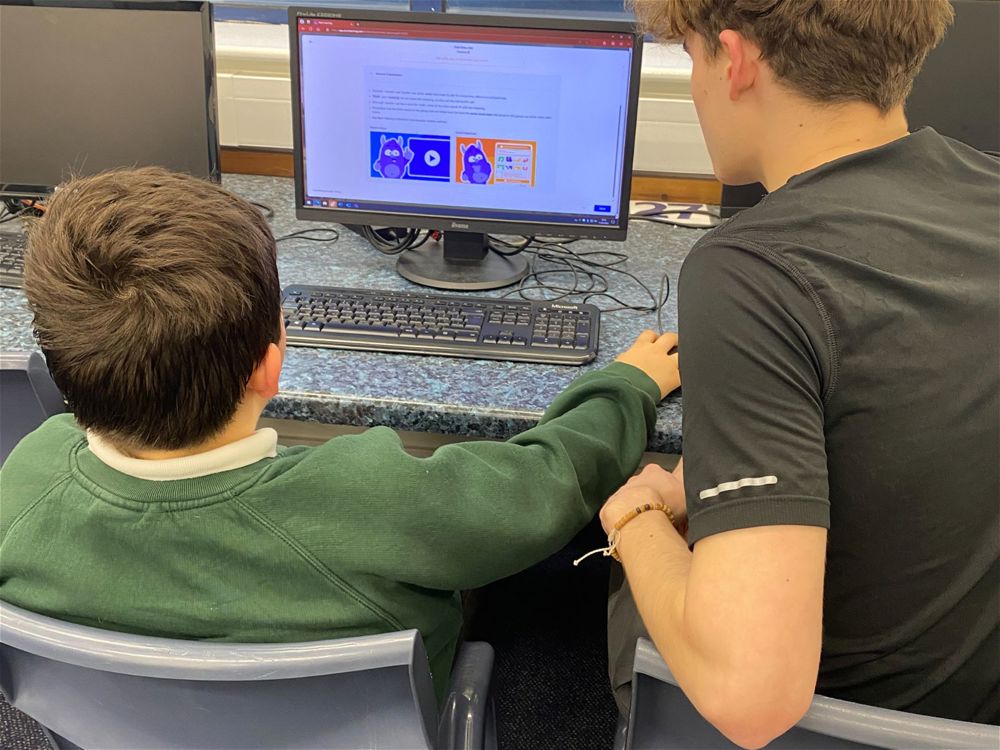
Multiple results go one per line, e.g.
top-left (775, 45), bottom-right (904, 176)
top-left (573, 502), bottom-right (676, 566)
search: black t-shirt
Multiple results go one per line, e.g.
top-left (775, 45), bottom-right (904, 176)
top-left (678, 128), bottom-right (999, 723)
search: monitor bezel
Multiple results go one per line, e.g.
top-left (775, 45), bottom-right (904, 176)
top-left (289, 7), bottom-right (644, 241)
top-left (0, 0), bottom-right (221, 199)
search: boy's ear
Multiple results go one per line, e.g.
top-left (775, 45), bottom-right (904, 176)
top-left (247, 341), bottom-right (283, 401)
top-left (718, 29), bottom-right (760, 102)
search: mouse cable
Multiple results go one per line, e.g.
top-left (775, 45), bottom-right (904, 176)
top-left (275, 228), bottom-right (340, 244)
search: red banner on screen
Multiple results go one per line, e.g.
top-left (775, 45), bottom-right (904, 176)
top-left (298, 17), bottom-right (634, 49)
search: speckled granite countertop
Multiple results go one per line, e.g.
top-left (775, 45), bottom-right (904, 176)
top-left (0, 175), bottom-right (705, 452)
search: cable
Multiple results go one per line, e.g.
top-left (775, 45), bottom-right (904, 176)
top-left (487, 235), bottom-right (534, 256)
top-left (490, 236), bottom-right (674, 332)
top-left (360, 226), bottom-right (428, 256)
top-left (356, 229), bottom-right (675, 330)
top-left (0, 198), bottom-right (41, 224)
top-left (630, 205), bottom-right (723, 231)
top-left (250, 201), bottom-right (275, 220)
top-left (632, 208), bottom-right (721, 219)
top-left (275, 228), bottom-right (340, 244)
top-left (632, 215), bottom-right (718, 230)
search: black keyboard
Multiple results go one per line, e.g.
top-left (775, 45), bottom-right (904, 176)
top-left (282, 285), bottom-right (600, 365)
top-left (0, 233), bottom-right (26, 288)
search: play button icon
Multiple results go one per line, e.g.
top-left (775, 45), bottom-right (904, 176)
top-left (405, 136), bottom-right (450, 180)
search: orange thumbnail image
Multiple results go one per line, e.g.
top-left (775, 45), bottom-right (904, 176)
top-left (455, 138), bottom-right (537, 187)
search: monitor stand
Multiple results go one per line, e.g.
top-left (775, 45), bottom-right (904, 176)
top-left (396, 231), bottom-right (528, 291)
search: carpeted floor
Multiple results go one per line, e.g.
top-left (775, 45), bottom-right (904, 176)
top-left (465, 517), bottom-right (621, 750)
top-left (0, 695), bottom-right (50, 750)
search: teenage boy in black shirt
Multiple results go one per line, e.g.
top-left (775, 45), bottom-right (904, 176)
top-left (603, 2), bottom-right (999, 746)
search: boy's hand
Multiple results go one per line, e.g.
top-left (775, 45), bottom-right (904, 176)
top-left (615, 330), bottom-right (680, 399)
top-left (599, 461), bottom-right (687, 538)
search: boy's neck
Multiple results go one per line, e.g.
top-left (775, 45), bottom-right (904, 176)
top-left (755, 101), bottom-right (910, 192)
top-left (120, 401), bottom-right (265, 460)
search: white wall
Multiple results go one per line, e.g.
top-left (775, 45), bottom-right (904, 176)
top-left (214, 22), bottom-right (713, 176)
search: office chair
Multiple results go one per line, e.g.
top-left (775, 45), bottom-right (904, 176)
top-left (618, 638), bottom-right (998, 750)
top-left (0, 601), bottom-right (496, 750)
top-left (0, 351), bottom-right (66, 465)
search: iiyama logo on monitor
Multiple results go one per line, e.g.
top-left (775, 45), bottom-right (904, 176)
top-left (450, 222), bottom-right (470, 230)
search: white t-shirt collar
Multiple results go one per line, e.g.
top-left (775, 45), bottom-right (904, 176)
top-left (86, 428), bottom-right (278, 481)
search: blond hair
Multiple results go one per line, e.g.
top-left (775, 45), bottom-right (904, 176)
top-left (631, 0), bottom-right (954, 112)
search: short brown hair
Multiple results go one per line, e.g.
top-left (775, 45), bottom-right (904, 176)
top-left (631, 0), bottom-right (954, 112)
top-left (25, 168), bottom-right (282, 450)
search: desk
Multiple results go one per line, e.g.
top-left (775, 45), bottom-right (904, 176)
top-left (0, 175), bottom-right (702, 453)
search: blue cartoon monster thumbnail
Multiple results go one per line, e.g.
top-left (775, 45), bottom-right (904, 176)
top-left (370, 132), bottom-right (450, 182)
top-left (371, 134), bottom-right (413, 179)
top-left (460, 140), bottom-right (492, 184)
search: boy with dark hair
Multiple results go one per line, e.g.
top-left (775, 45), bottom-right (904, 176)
top-left (0, 167), bottom-right (681, 701)
top-left (601, 0), bottom-right (998, 744)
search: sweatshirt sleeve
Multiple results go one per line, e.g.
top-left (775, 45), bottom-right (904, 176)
top-left (305, 361), bottom-right (661, 590)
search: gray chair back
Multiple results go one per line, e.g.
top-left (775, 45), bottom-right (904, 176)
top-left (626, 638), bottom-right (999, 750)
top-left (0, 601), bottom-right (442, 749)
top-left (0, 351), bottom-right (65, 465)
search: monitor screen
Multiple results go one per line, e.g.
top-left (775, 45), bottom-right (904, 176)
top-left (906, 0), bottom-right (999, 154)
top-left (292, 12), bottom-right (641, 238)
top-left (0, 1), bottom-right (219, 197)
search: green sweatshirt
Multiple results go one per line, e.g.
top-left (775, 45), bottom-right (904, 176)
top-left (0, 362), bottom-right (659, 699)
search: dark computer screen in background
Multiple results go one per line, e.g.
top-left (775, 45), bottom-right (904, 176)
top-left (290, 9), bottom-right (643, 290)
top-left (0, 0), bottom-right (220, 198)
top-left (906, 0), bottom-right (1000, 154)
top-left (721, 0), bottom-right (999, 217)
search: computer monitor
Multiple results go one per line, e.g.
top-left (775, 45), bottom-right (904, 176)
top-left (720, 0), bottom-right (1000, 217)
top-left (0, 0), bottom-right (220, 199)
top-left (906, 0), bottom-right (1000, 154)
top-left (290, 8), bottom-right (643, 290)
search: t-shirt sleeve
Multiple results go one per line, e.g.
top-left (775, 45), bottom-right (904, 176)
top-left (679, 241), bottom-right (833, 545)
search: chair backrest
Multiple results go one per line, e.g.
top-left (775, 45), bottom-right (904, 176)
top-left (626, 638), bottom-right (999, 750)
top-left (0, 601), bottom-right (440, 749)
top-left (0, 351), bottom-right (66, 466)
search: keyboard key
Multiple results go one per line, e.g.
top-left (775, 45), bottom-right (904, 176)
top-left (531, 336), bottom-right (561, 348)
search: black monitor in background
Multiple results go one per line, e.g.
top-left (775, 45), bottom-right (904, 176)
top-left (290, 8), bottom-right (643, 291)
top-left (906, 0), bottom-right (1000, 154)
top-left (721, 0), bottom-right (1000, 217)
top-left (0, 0), bottom-right (220, 199)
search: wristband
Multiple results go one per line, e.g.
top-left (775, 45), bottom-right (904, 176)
top-left (572, 502), bottom-right (676, 566)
